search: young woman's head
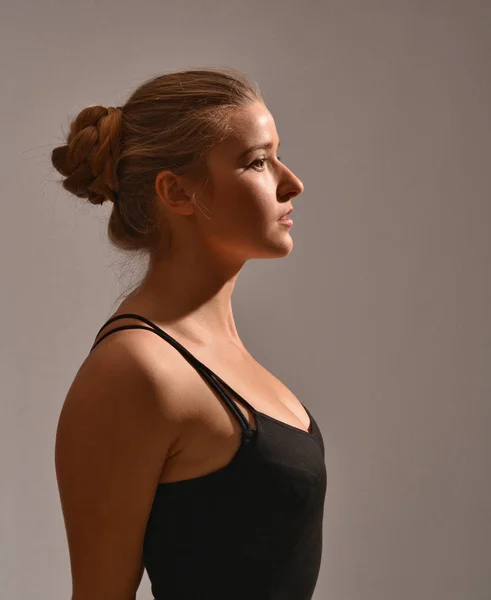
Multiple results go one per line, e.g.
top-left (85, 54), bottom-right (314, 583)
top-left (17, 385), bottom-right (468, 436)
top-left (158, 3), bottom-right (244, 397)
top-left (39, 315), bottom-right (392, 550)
top-left (51, 67), bottom-right (304, 267)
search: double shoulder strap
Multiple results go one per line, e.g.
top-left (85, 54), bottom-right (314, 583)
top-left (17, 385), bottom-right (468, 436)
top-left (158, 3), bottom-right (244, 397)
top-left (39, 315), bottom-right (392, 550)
top-left (90, 313), bottom-right (257, 438)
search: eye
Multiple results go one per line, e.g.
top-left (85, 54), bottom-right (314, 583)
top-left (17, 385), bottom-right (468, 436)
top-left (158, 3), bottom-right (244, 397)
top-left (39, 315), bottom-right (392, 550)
top-left (249, 156), bottom-right (282, 170)
top-left (251, 158), bottom-right (267, 170)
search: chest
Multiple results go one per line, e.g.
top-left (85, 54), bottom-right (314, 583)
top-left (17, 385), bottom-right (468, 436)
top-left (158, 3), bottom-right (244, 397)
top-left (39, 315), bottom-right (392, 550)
top-left (158, 345), bottom-right (311, 484)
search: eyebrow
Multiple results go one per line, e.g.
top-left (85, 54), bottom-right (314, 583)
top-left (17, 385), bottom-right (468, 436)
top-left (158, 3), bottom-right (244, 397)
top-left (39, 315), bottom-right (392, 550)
top-left (236, 139), bottom-right (281, 161)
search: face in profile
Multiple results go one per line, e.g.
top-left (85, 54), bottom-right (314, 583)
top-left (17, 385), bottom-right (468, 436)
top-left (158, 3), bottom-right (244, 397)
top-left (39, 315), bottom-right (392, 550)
top-left (194, 101), bottom-right (305, 262)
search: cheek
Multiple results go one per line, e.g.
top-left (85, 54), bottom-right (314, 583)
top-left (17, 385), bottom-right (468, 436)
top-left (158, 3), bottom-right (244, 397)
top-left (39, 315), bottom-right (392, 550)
top-left (223, 176), bottom-right (273, 222)
top-left (204, 168), bottom-right (276, 234)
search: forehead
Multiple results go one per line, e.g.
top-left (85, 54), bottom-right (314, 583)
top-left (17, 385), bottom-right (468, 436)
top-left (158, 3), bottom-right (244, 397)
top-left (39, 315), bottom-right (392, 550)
top-left (216, 102), bottom-right (279, 153)
top-left (231, 102), bottom-right (277, 141)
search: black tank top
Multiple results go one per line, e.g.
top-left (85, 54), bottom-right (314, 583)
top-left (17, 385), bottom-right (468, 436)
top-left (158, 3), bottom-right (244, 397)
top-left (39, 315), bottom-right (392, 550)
top-left (90, 313), bottom-right (328, 600)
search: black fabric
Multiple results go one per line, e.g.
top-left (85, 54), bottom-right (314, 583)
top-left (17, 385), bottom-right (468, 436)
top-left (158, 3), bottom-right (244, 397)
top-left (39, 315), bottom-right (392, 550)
top-left (90, 313), bottom-right (328, 600)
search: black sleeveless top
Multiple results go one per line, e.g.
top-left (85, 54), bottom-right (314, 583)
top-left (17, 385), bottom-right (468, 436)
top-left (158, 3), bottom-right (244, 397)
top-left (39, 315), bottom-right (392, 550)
top-left (90, 313), bottom-right (328, 600)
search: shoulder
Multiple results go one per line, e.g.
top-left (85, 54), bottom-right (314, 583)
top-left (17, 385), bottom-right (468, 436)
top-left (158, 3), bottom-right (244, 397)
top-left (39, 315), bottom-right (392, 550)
top-left (55, 321), bottom-right (187, 598)
top-left (77, 319), bottom-right (191, 444)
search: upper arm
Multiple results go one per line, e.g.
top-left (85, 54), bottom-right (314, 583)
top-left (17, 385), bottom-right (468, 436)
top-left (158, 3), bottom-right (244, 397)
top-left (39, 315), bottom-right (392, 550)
top-left (55, 335), bottom-right (178, 600)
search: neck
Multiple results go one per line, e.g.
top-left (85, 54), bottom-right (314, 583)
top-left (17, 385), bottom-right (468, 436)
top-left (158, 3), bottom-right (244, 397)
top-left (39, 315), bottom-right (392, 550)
top-left (121, 244), bottom-right (247, 348)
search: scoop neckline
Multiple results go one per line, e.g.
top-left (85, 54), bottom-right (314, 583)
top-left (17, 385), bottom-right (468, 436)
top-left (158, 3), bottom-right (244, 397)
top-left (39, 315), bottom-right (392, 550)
top-left (156, 405), bottom-right (317, 488)
top-left (255, 404), bottom-right (315, 438)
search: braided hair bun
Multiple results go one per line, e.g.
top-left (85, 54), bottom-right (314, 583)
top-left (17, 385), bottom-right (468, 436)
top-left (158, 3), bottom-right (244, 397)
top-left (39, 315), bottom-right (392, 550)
top-left (51, 105), bottom-right (123, 205)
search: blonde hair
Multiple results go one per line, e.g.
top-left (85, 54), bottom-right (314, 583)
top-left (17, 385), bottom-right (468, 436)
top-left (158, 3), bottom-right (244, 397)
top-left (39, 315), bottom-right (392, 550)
top-left (51, 67), bottom-right (263, 255)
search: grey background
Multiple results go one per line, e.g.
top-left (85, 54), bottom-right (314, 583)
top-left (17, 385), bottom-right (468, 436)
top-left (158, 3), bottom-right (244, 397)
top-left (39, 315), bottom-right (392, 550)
top-left (1, 1), bottom-right (490, 599)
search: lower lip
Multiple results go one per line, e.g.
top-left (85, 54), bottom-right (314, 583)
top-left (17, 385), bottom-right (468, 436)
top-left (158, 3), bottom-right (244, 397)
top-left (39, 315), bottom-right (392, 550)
top-left (278, 216), bottom-right (293, 226)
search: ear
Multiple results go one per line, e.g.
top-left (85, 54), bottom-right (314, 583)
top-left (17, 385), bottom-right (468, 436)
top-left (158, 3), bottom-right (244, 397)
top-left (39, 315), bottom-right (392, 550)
top-left (154, 170), bottom-right (195, 216)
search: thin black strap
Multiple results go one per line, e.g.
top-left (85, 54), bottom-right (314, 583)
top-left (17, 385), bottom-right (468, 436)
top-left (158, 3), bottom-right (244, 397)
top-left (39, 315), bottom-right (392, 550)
top-left (90, 313), bottom-right (257, 436)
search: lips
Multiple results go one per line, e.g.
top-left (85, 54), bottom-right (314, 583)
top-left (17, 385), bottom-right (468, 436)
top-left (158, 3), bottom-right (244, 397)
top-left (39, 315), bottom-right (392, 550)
top-left (279, 207), bottom-right (293, 219)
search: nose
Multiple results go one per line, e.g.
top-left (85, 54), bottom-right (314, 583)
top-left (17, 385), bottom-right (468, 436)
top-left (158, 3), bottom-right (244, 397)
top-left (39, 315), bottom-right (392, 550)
top-left (279, 164), bottom-right (304, 200)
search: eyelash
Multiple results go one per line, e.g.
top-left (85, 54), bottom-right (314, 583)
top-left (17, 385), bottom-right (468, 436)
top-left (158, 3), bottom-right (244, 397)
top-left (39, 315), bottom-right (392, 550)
top-left (249, 156), bottom-right (283, 170)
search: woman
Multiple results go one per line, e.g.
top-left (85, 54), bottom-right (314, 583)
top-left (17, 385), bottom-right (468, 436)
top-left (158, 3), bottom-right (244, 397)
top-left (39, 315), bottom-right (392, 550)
top-left (52, 67), bottom-right (327, 600)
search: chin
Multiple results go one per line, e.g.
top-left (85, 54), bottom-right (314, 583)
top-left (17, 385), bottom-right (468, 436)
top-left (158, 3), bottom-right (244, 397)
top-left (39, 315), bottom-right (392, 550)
top-left (242, 227), bottom-right (294, 260)
top-left (262, 236), bottom-right (294, 259)
top-left (278, 239), bottom-right (294, 257)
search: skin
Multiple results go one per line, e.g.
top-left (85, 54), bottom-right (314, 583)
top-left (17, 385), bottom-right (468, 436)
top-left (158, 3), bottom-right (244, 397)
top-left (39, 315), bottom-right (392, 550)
top-left (56, 100), bottom-right (306, 599)
top-left (121, 100), bottom-right (304, 346)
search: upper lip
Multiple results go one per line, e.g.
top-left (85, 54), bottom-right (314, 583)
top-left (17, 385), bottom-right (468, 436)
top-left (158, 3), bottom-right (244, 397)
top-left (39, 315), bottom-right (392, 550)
top-left (279, 207), bottom-right (293, 219)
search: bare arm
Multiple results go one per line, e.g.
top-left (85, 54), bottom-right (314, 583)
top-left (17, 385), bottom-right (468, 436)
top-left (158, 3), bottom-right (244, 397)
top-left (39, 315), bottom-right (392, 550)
top-left (55, 335), bottom-right (178, 599)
